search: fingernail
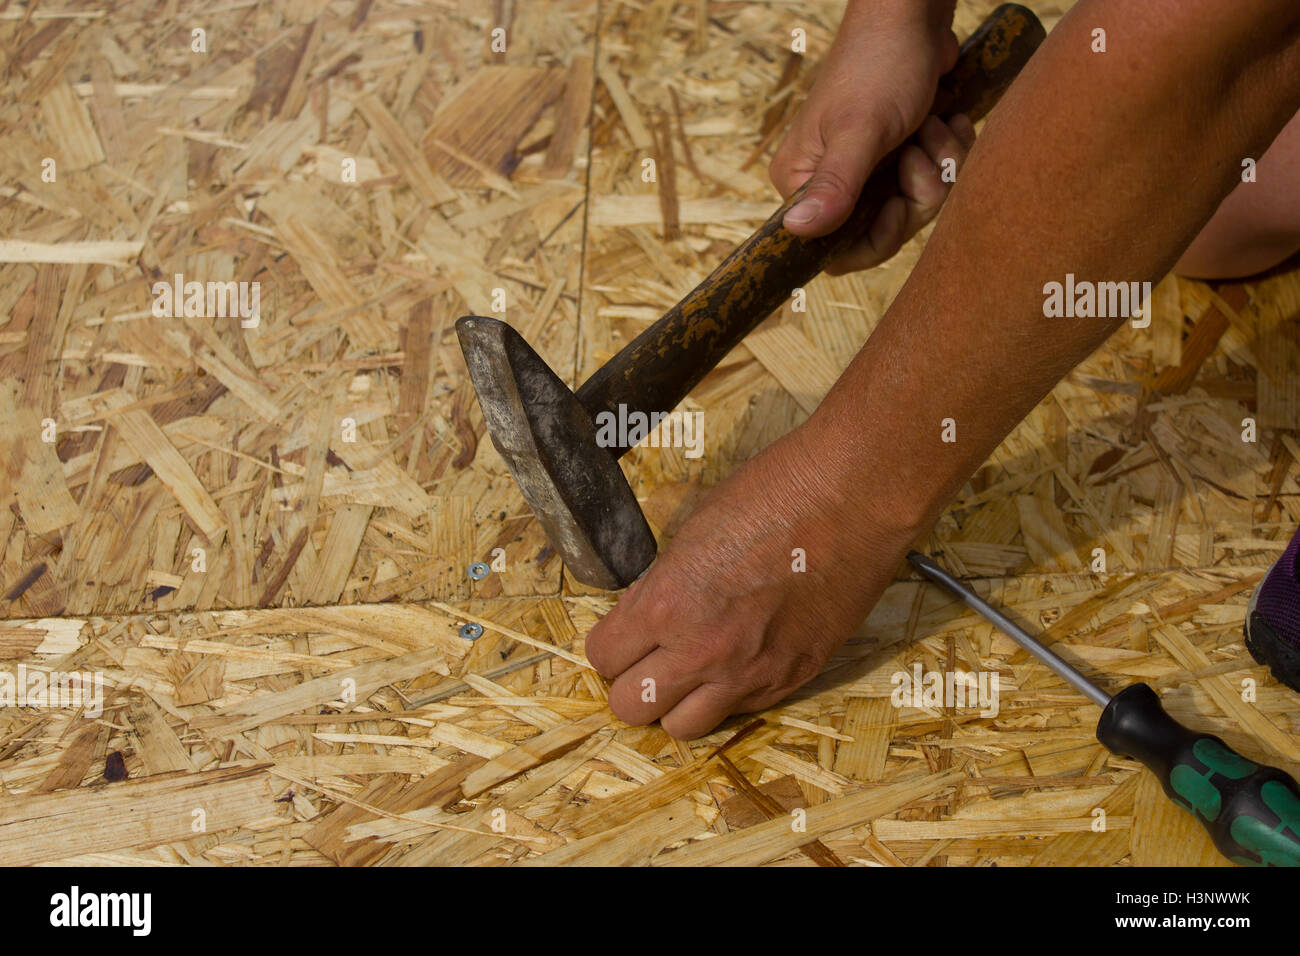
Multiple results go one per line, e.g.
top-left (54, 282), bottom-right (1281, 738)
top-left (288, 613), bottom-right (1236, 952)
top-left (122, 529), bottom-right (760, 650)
top-left (785, 197), bottom-right (822, 225)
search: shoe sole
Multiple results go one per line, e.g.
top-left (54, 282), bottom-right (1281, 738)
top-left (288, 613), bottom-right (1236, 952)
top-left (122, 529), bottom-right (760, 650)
top-left (1245, 609), bottom-right (1300, 693)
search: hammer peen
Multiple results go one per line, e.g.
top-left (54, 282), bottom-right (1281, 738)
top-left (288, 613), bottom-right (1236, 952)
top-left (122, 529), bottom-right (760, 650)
top-left (457, 4), bottom-right (1045, 590)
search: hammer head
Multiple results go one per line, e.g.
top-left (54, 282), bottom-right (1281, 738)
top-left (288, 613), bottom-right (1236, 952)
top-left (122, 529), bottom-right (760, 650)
top-left (455, 315), bottom-right (656, 590)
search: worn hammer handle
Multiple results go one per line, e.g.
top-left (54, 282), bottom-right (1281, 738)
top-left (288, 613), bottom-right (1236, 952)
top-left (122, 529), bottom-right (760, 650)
top-left (575, 4), bottom-right (1045, 444)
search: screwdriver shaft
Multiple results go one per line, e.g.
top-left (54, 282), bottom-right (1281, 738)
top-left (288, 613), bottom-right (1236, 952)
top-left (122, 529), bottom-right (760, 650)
top-left (907, 551), bottom-right (1112, 708)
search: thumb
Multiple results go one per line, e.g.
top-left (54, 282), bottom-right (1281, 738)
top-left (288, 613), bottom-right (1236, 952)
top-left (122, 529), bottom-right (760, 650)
top-left (782, 123), bottom-right (884, 237)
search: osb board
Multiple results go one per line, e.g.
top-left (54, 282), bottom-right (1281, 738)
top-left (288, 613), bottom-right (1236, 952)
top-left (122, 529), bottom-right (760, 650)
top-left (0, 0), bottom-right (599, 613)
top-left (0, 0), bottom-right (1296, 868)
top-left (0, 569), bottom-right (1295, 867)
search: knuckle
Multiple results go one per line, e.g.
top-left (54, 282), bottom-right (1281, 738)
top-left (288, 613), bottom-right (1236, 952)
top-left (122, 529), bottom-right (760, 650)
top-left (659, 713), bottom-right (699, 741)
top-left (949, 113), bottom-right (977, 147)
top-left (915, 119), bottom-right (963, 168)
top-left (786, 649), bottom-right (825, 687)
top-left (724, 624), bottom-right (772, 673)
top-left (919, 114), bottom-right (947, 146)
top-left (737, 686), bottom-right (783, 713)
top-left (661, 690), bottom-right (729, 741)
top-left (807, 164), bottom-right (853, 202)
top-left (637, 571), bottom-right (698, 622)
top-left (608, 684), bottom-right (651, 726)
top-left (925, 114), bottom-right (956, 145)
top-left (745, 650), bottom-right (822, 707)
top-left (901, 160), bottom-right (946, 211)
top-left (584, 633), bottom-right (612, 675)
top-left (678, 628), bottom-right (736, 674)
top-left (872, 99), bottom-right (913, 153)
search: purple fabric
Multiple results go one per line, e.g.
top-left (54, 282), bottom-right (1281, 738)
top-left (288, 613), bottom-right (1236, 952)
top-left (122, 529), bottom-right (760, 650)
top-left (1254, 524), bottom-right (1300, 649)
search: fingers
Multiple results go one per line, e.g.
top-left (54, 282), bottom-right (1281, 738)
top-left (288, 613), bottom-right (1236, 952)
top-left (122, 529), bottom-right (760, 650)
top-left (584, 584), bottom-right (660, 679)
top-left (901, 126), bottom-right (953, 210)
top-left (659, 683), bottom-right (737, 740)
top-left (825, 113), bottom-right (975, 275)
top-left (587, 574), bottom-right (739, 736)
top-left (602, 636), bottom-right (747, 739)
top-left (609, 651), bottom-right (744, 740)
top-left (605, 645), bottom-right (698, 726)
top-left (777, 120), bottom-right (891, 238)
top-left (590, 592), bottom-right (766, 739)
top-left (940, 111), bottom-right (977, 151)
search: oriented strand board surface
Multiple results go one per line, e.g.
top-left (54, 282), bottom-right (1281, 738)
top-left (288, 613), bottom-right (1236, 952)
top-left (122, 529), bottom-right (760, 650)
top-left (0, 0), bottom-right (1297, 866)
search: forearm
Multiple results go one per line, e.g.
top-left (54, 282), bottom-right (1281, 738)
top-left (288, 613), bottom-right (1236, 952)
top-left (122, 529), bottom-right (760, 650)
top-left (805, 0), bottom-right (1300, 539)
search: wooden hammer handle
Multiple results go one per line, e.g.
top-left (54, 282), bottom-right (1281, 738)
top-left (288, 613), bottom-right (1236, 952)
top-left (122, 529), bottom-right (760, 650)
top-left (576, 3), bottom-right (1046, 446)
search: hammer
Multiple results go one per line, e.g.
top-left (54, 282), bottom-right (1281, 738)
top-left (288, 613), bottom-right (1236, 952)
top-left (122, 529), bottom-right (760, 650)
top-left (456, 4), bottom-right (1045, 590)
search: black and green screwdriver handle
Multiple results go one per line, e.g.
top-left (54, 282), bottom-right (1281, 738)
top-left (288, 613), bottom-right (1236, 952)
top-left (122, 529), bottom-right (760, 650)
top-left (908, 548), bottom-right (1300, 867)
top-left (1097, 683), bottom-right (1300, 866)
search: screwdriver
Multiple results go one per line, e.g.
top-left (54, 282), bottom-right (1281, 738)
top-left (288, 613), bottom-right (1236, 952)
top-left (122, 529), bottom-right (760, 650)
top-left (907, 549), bottom-right (1300, 867)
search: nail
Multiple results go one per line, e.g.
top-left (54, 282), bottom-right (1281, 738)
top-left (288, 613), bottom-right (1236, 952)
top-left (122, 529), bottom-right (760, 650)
top-left (784, 197), bottom-right (822, 225)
